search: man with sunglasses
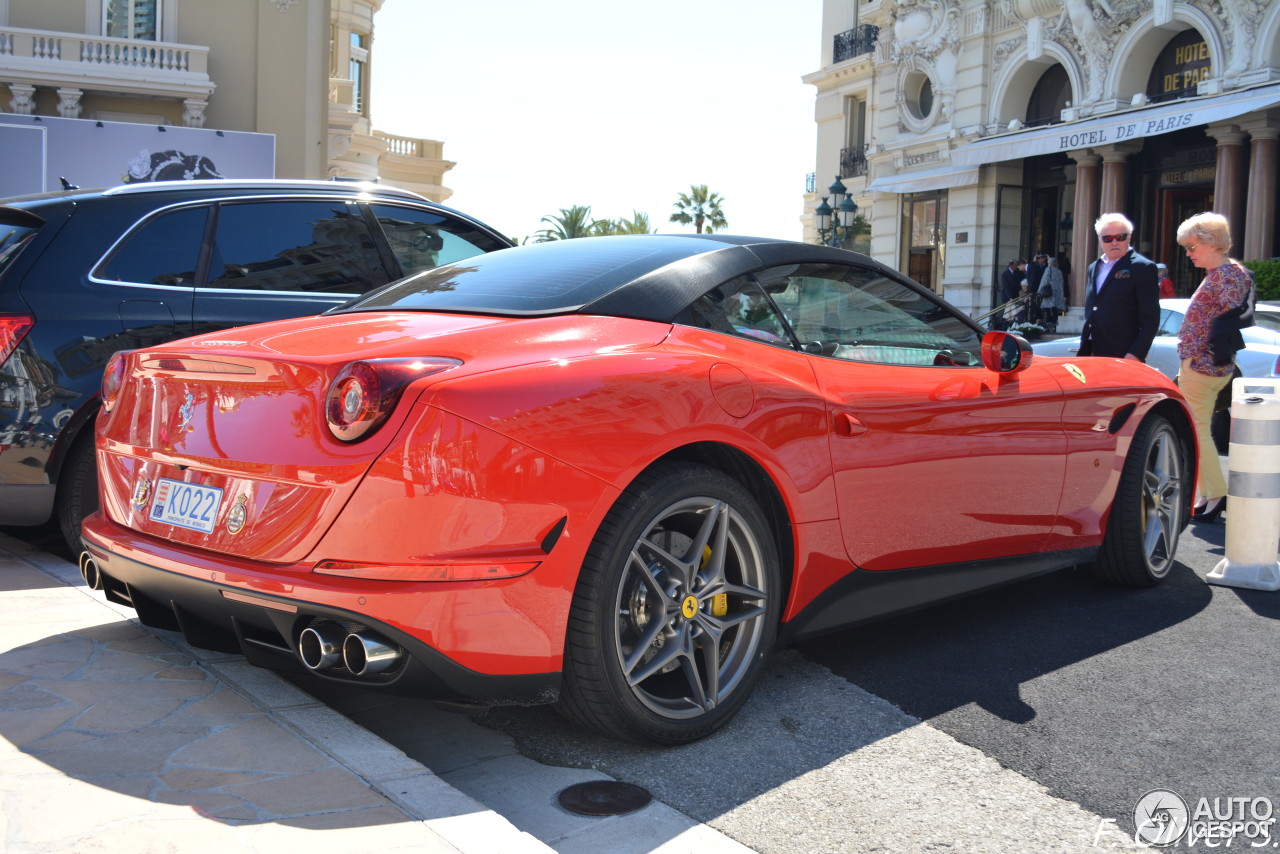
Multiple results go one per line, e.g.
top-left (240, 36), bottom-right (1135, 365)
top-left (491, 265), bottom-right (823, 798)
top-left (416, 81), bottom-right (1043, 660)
top-left (1079, 212), bottom-right (1159, 361)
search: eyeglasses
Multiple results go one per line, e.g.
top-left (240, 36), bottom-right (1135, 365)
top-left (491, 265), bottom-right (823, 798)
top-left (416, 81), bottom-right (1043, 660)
top-left (1183, 243), bottom-right (1200, 253)
top-left (1100, 233), bottom-right (1130, 244)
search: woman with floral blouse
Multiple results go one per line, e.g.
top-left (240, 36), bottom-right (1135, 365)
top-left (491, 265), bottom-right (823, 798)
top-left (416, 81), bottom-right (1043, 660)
top-left (1175, 212), bottom-right (1255, 523)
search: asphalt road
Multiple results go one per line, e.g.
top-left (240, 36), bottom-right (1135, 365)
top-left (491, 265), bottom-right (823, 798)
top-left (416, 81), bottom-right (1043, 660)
top-left (15, 498), bottom-right (1278, 852)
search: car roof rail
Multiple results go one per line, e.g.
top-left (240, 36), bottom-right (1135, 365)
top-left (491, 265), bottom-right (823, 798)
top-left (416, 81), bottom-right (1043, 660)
top-left (101, 179), bottom-right (429, 202)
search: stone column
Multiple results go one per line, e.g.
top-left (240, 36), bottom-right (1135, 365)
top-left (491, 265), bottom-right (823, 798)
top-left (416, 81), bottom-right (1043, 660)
top-left (8, 84), bottom-right (35, 115)
top-left (1243, 127), bottom-right (1278, 261)
top-left (1096, 143), bottom-right (1140, 218)
top-left (1206, 124), bottom-right (1247, 237)
top-left (1069, 151), bottom-right (1101, 307)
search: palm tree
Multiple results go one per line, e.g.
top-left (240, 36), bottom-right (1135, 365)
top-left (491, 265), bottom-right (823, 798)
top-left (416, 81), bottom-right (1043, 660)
top-left (595, 211), bottom-right (655, 235)
top-left (533, 205), bottom-right (603, 241)
top-left (669, 185), bottom-right (727, 234)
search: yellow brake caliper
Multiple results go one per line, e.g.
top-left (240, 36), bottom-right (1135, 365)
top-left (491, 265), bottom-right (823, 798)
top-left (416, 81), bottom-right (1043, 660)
top-left (701, 545), bottom-right (729, 617)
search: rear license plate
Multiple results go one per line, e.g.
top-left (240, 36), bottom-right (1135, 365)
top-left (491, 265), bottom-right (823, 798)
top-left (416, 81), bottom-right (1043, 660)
top-left (150, 478), bottom-right (223, 534)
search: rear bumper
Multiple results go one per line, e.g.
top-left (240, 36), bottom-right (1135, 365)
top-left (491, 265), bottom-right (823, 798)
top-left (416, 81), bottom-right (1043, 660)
top-left (79, 515), bottom-right (561, 707)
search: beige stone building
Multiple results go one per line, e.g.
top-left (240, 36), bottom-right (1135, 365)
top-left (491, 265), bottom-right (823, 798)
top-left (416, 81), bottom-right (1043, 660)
top-left (0, 0), bottom-right (451, 200)
top-left (805, 0), bottom-right (1280, 329)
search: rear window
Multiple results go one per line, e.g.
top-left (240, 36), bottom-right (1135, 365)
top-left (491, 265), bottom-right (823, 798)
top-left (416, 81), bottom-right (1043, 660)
top-left (0, 220), bottom-right (40, 279)
top-left (96, 205), bottom-right (208, 286)
top-left (340, 236), bottom-right (713, 315)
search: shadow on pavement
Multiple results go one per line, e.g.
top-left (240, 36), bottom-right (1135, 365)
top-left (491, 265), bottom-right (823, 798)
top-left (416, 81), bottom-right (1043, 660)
top-left (0, 620), bottom-right (423, 829)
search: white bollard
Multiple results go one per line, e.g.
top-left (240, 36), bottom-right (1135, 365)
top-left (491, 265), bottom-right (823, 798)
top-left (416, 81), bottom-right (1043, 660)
top-left (1207, 378), bottom-right (1280, 591)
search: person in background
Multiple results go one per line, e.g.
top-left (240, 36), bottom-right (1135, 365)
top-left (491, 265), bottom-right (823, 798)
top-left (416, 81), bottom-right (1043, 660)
top-left (995, 258), bottom-right (1023, 329)
top-left (1175, 212), bottom-right (1255, 523)
top-left (1038, 256), bottom-right (1066, 333)
top-left (1079, 213), bottom-right (1159, 360)
top-left (1157, 263), bottom-right (1175, 298)
top-left (1026, 252), bottom-right (1047, 324)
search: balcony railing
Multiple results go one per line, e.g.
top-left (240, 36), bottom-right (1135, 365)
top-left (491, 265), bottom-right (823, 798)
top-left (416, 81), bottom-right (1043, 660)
top-left (375, 131), bottom-right (444, 161)
top-left (0, 25), bottom-right (208, 75)
top-left (840, 146), bottom-right (868, 179)
top-left (833, 24), bottom-right (879, 64)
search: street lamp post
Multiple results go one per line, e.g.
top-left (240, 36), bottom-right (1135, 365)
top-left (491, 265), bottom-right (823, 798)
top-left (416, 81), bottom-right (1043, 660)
top-left (815, 176), bottom-right (859, 247)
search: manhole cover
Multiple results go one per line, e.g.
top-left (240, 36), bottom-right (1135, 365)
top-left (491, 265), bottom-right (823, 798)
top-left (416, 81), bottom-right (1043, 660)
top-left (557, 780), bottom-right (653, 816)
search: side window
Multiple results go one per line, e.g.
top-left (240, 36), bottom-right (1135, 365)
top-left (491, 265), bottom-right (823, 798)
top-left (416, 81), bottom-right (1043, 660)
top-left (205, 200), bottom-right (385, 294)
top-left (678, 276), bottom-right (796, 349)
top-left (369, 204), bottom-right (508, 275)
top-left (757, 262), bottom-right (981, 366)
top-left (96, 206), bottom-right (208, 286)
top-left (1156, 309), bottom-right (1183, 336)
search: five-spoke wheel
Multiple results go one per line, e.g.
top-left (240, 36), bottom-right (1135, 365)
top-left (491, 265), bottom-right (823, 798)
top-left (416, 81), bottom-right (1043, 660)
top-left (559, 463), bottom-right (779, 743)
top-left (1091, 415), bottom-right (1189, 586)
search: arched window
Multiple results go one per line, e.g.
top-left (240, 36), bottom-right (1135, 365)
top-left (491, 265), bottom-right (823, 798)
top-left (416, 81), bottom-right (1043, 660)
top-left (1146, 30), bottom-right (1211, 104)
top-left (1026, 65), bottom-right (1070, 128)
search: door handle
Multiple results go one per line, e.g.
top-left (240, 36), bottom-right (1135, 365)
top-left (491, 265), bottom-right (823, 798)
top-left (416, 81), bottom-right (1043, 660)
top-left (834, 412), bottom-right (868, 437)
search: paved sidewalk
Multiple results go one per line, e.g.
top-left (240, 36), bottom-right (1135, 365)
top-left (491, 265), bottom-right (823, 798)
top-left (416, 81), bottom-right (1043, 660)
top-left (0, 534), bottom-right (550, 854)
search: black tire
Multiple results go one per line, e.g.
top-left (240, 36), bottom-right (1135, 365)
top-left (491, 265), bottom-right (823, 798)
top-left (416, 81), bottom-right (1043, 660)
top-left (557, 462), bottom-right (780, 744)
top-left (55, 430), bottom-right (99, 558)
top-left (1089, 415), bottom-right (1188, 586)
top-left (1210, 409), bottom-right (1230, 456)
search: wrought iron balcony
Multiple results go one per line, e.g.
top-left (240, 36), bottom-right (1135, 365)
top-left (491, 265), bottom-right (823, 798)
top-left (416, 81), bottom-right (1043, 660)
top-left (833, 24), bottom-right (879, 64)
top-left (840, 146), bottom-right (868, 179)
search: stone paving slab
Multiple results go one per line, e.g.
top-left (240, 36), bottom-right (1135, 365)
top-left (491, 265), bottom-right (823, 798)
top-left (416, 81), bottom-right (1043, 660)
top-left (0, 535), bottom-right (551, 854)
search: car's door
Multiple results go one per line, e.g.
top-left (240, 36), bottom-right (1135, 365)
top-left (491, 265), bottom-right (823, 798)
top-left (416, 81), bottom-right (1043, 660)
top-left (756, 261), bottom-right (1069, 571)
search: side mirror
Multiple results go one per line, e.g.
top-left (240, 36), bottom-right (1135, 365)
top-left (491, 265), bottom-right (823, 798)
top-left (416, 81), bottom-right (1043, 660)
top-left (981, 330), bottom-right (1033, 373)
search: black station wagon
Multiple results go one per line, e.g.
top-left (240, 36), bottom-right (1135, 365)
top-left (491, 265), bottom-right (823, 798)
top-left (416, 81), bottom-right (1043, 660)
top-left (0, 179), bottom-right (512, 552)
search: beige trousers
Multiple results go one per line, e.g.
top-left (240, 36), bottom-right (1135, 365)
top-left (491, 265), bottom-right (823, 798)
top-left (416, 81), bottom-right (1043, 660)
top-left (1177, 358), bottom-right (1232, 501)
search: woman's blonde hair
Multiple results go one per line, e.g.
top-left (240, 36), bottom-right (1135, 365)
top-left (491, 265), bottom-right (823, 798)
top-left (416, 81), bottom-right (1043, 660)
top-left (1176, 212), bottom-right (1232, 253)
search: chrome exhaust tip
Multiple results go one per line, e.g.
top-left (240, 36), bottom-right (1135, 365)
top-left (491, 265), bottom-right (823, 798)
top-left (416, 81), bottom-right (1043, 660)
top-left (342, 630), bottom-right (403, 676)
top-left (298, 623), bottom-right (345, 670)
top-left (78, 551), bottom-right (103, 591)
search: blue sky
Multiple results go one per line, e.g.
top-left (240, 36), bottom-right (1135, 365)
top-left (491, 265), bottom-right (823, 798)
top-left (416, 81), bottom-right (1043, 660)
top-left (371, 0), bottom-right (822, 243)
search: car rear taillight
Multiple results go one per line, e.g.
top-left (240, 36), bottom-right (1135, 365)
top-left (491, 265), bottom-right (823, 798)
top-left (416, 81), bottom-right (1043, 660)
top-left (101, 351), bottom-right (131, 412)
top-left (0, 314), bottom-right (34, 363)
top-left (325, 357), bottom-right (461, 442)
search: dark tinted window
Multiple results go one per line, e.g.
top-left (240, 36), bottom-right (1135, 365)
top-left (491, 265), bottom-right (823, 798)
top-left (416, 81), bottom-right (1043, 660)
top-left (345, 236), bottom-right (714, 315)
top-left (369, 203), bottom-right (507, 274)
top-left (0, 220), bottom-right (40, 279)
top-left (206, 200), bottom-right (384, 294)
top-left (97, 206), bottom-right (207, 286)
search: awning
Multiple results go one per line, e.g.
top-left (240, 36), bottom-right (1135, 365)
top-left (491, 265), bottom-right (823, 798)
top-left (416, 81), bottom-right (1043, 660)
top-left (951, 82), bottom-right (1280, 168)
top-left (867, 165), bottom-right (981, 194)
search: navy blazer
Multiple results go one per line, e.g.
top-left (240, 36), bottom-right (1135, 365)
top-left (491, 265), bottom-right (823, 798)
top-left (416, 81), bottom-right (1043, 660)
top-left (1079, 248), bottom-right (1160, 359)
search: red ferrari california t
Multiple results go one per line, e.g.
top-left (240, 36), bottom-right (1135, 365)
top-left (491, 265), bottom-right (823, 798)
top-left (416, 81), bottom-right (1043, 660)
top-left (80, 234), bottom-right (1196, 743)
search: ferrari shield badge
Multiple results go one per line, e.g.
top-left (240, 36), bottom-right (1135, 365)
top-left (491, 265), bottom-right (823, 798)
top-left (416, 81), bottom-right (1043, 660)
top-left (1064, 363), bottom-right (1087, 384)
